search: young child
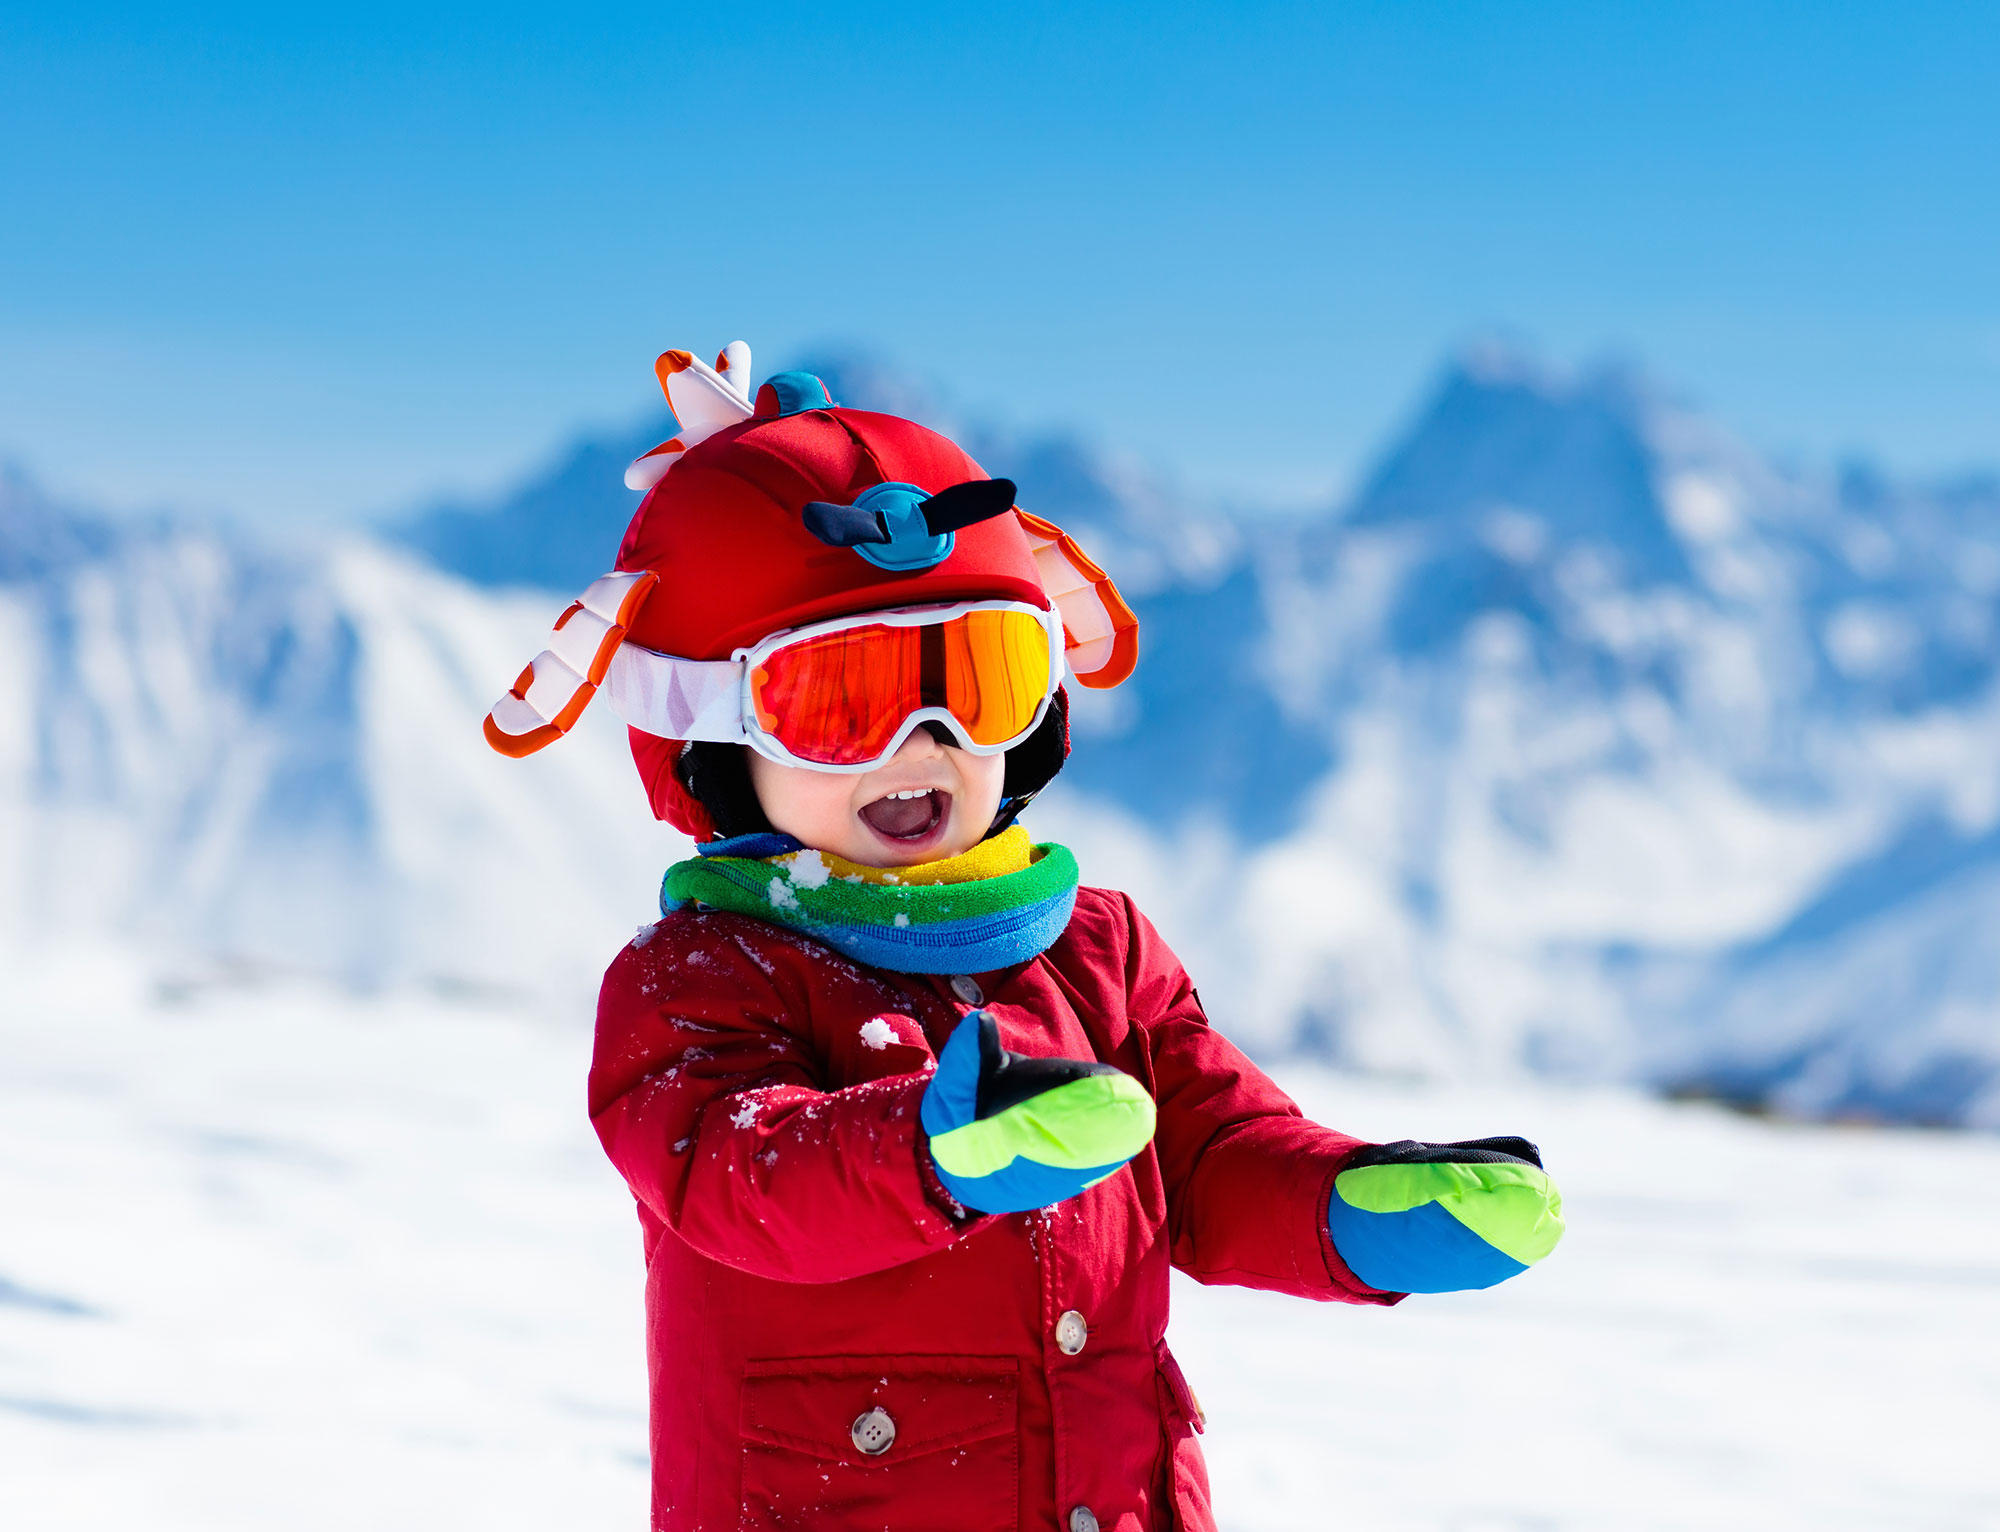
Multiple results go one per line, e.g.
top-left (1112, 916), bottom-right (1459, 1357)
top-left (487, 344), bottom-right (1565, 1532)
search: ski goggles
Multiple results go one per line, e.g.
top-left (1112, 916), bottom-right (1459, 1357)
top-left (602, 599), bottom-right (1067, 772)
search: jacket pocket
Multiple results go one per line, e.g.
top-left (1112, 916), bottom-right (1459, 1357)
top-left (739, 1356), bottom-right (1019, 1532)
top-left (1155, 1342), bottom-right (1214, 1532)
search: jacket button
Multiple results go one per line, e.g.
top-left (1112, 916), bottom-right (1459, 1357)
top-left (849, 1406), bottom-right (896, 1456)
top-left (1055, 1309), bottom-right (1089, 1355)
top-left (1069, 1508), bottom-right (1099, 1532)
top-left (949, 973), bottom-right (984, 1005)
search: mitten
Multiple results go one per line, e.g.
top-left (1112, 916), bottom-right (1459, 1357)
top-left (1325, 1136), bottom-right (1565, 1293)
top-left (920, 1010), bottom-right (1156, 1216)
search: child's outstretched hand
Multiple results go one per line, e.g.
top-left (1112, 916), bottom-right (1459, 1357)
top-left (1325, 1137), bottom-right (1566, 1293)
top-left (920, 1010), bottom-right (1156, 1216)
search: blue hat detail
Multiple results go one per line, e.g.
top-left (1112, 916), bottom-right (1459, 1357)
top-left (755, 371), bottom-right (836, 417)
top-left (800, 478), bottom-right (1019, 573)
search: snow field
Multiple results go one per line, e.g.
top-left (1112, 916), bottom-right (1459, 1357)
top-left (1184, 1073), bottom-right (2000, 1530)
top-left (4, 953), bottom-right (1998, 1530)
top-left (2, 954), bottom-right (646, 1530)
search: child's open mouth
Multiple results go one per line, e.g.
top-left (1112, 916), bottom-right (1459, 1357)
top-left (857, 787), bottom-right (951, 851)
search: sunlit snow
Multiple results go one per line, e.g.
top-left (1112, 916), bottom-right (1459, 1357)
top-left (5, 953), bottom-right (1996, 1531)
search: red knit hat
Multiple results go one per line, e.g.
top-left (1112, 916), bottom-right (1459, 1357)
top-left (484, 344), bottom-right (1138, 840)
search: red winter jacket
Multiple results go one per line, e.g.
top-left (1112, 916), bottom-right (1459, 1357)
top-left (589, 884), bottom-right (1397, 1532)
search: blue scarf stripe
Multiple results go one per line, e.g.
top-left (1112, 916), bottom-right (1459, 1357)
top-left (660, 836), bottom-right (1081, 974)
top-left (804, 886), bottom-right (1077, 974)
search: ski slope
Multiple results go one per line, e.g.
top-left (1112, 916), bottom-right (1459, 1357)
top-left (5, 951), bottom-right (1998, 1531)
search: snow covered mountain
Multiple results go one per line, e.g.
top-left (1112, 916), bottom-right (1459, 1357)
top-left (8, 347), bottom-right (2000, 1125)
top-left (1235, 349), bottom-right (2000, 1125)
top-left (0, 466), bottom-right (679, 999)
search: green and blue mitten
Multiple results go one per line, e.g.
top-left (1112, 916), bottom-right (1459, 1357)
top-left (1326, 1136), bottom-right (1566, 1293)
top-left (920, 1010), bottom-right (1156, 1216)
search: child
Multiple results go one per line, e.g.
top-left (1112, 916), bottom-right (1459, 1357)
top-left (487, 345), bottom-right (1565, 1532)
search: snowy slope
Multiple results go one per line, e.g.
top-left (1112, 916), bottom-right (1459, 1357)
top-left (0, 467), bottom-right (677, 998)
top-left (0, 467), bottom-right (375, 962)
top-left (5, 962), bottom-right (1997, 1531)
top-left (399, 418), bottom-right (669, 596)
top-left (1234, 350), bottom-right (2000, 1120)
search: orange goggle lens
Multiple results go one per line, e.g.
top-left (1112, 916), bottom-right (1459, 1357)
top-left (748, 608), bottom-right (1055, 767)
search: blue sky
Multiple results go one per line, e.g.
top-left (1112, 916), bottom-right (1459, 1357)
top-left (2, 1), bottom-right (1996, 525)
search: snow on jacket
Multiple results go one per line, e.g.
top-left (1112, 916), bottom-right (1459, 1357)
top-left (589, 883), bottom-right (1397, 1532)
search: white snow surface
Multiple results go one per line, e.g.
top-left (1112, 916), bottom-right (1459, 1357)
top-left (6, 952), bottom-right (1998, 1531)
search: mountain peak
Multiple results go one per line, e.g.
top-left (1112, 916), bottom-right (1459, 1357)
top-left (0, 461), bottom-right (116, 579)
top-left (1340, 345), bottom-right (1692, 584)
top-left (1446, 337), bottom-right (1661, 415)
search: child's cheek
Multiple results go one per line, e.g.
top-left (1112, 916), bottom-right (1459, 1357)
top-left (747, 754), bottom-right (855, 845)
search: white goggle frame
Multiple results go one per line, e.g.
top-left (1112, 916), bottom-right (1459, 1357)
top-left (602, 598), bottom-right (1067, 774)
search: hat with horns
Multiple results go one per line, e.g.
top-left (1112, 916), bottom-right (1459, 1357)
top-left (484, 342), bottom-right (1139, 841)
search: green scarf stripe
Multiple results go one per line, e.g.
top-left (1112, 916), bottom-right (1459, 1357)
top-left (665, 843), bottom-right (1079, 929)
top-left (659, 841), bottom-right (1084, 974)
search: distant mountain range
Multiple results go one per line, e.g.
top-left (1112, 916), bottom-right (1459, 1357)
top-left (7, 347), bottom-right (1999, 1128)
top-left (0, 464), bottom-right (675, 1001)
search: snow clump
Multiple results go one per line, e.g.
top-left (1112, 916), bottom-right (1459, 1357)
top-left (786, 851), bottom-right (833, 890)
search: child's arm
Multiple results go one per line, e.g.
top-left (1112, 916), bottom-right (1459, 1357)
top-left (588, 920), bottom-right (971, 1283)
top-left (1121, 891), bottom-right (1560, 1303)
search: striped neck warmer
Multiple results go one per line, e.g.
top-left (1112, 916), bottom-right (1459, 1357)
top-left (660, 825), bottom-right (1080, 974)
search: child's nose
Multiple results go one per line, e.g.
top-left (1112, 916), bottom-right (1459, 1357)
top-left (893, 721), bottom-right (954, 758)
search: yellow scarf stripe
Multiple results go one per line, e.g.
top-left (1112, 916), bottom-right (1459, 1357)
top-left (770, 823), bottom-right (1036, 887)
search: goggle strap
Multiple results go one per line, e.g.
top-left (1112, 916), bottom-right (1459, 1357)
top-left (602, 643), bottom-right (749, 743)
